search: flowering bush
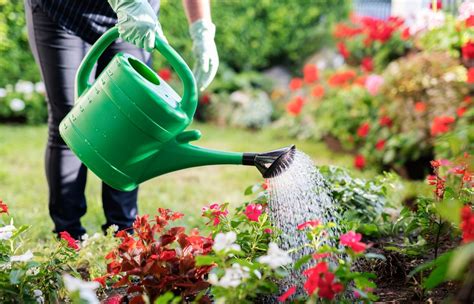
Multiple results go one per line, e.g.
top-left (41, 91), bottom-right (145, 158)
top-left (333, 15), bottom-right (412, 71)
top-left (283, 221), bottom-right (383, 302)
top-left (355, 52), bottom-right (470, 176)
top-left (0, 200), bottom-right (81, 303)
top-left (0, 81), bottom-right (47, 124)
top-left (102, 208), bottom-right (214, 303)
top-left (405, 155), bottom-right (473, 301)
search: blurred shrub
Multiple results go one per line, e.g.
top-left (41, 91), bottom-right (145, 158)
top-left (157, 0), bottom-right (350, 71)
top-left (0, 0), bottom-right (40, 87)
top-left (0, 81), bottom-right (47, 124)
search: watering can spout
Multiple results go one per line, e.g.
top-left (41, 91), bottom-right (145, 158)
top-left (138, 130), bottom-right (296, 183)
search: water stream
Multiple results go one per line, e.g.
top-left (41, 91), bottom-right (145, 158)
top-left (266, 150), bottom-right (341, 297)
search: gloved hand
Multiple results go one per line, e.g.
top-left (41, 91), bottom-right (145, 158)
top-left (108, 0), bottom-right (166, 51)
top-left (189, 19), bottom-right (219, 92)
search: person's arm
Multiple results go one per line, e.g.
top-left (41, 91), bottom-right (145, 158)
top-left (182, 0), bottom-right (211, 23)
top-left (182, 0), bottom-right (219, 92)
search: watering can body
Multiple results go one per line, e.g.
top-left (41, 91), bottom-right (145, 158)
top-left (60, 27), bottom-right (242, 191)
top-left (60, 27), bottom-right (294, 191)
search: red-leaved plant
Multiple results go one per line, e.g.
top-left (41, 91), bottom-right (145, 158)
top-left (102, 208), bottom-right (214, 303)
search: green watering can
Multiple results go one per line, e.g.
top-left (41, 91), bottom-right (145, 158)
top-left (59, 27), bottom-right (295, 191)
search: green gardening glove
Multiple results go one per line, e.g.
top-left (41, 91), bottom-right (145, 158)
top-left (108, 0), bottom-right (167, 51)
top-left (189, 19), bottom-right (219, 92)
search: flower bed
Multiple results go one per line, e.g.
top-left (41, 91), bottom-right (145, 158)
top-left (1, 157), bottom-right (472, 302)
top-left (276, 6), bottom-right (474, 179)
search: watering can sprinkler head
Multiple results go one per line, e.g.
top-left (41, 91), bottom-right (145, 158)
top-left (243, 145), bottom-right (296, 178)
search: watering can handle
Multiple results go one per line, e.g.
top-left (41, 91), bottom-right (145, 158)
top-left (75, 26), bottom-right (198, 120)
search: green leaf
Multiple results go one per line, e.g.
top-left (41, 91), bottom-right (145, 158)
top-left (154, 292), bottom-right (181, 304)
top-left (195, 255), bottom-right (217, 266)
top-left (244, 185), bottom-right (254, 196)
top-left (294, 254), bottom-right (313, 270)
top-left (9, 269), bottom-right (25, 284)
top-left (447, 242), bottom-right (474, 279)
top-left (435, 199), bottom-right (463, 225)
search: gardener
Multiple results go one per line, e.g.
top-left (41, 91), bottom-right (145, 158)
top-left (25, 0), bottom-right (218, 239)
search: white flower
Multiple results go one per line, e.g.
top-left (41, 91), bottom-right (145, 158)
top-left (257, 243), bottom-right (292, 269)
top-left (109, 224), bottom-right (119, 232)
top-left (0, 225), bottom-right (16, 240)
top-left (209, 263), bottom-right (250, 288)
top-left (9, 98), bottom-right (25, 112)
top-left (34, 289), bottom-right (44, 304)
top-left (35, 82), bottom-right (46, 94)
top-left (10, 250), bottom-right (33, 262)
top-left (409, 9), bottom-right (445, 35)
top-left (27, 267), bottom-right (40, 276)
top-left (63, 274), bottom-right (100, 304)
top-left (212, 231), bottom-right (241, 253)
top-left (0, 88), bottom-right (6, 98)
top-left (459, 1), bottom-right (474, 20)
top-left (15, 81), bottom-right (35, 94)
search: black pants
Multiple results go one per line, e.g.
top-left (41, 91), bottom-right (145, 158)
top-left (25, 1), bottom-right (151, 239)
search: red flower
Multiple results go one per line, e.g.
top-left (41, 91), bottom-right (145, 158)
top-left (415, 101), bottom-right (427, 113)
top-left (158, 68), bottom-right (172, 81)
top-left (303, 64), bottom-right (319, 83)
top-left (262, 181), bottom-right (269, 190)
top-left (339, 231), bottom-right (367, 253)
top-left (467, 68), bottom-right (474, 83)
top-left (313, 252), bottom-right (331, 260)
top-left (289, 78), bottom-right (304, 91)
top-left (462, 41), bottom-right (474, 60)
top-left (202, 203), bottom-right (228, 226)
top-left (337, 42), bottom-right (350, 59)
top-left (466, 15), bottom-right (474, 27)
top-left (286, 96), bottom-right (305, 116)
top-left (311, 85), bottom-right (325, 98)
top-left (357, 122), bottom-right (370, 137)
top-left (93, 275), bottom-right (109, 287)
top-left (278, 286), bottom-right (296, 302)
top-left (457, 106), bottom-right (467, 117)
top-left (429, 0), bottom-right (442, 10)
top-left (430, 116), bottom-right (455, 136)
top-left (401, 27), bottom-right (410, 40)
top-left (0, 200), bottom-right (8, 214)
top-left (60, 231), bottom-right (80, 250)
top-left (303, 262), bottom-right (344, 299)
top-left (361, 57), bottom-right (373, 72)
top-left (333, 23), bottom-right (363, 38)
top-left (354, 155), bottom-right (366, 170)
top-left (379, 116), bottom-right (392, 127)
top-left (297, 219), bottom-right (321, 230)
top-left (103, 294), bottom-right (124, 304)
top-left (460, 205), bottom-right (474, 243)
top-left (328, 70), bottom-right (357, 87)
top-left (244, 204), bottom-right (263, 222)
top-left (264, 228), bottom-right (273, 234)
top-left (375, 139), bottom-right (386, 151)
top-left (199, 94), bottom-right (211, 105)
top-left (464, 96), bottom-right (472, 104)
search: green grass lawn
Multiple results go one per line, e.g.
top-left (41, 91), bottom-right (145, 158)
top-left (0, 122), bottom-right (360, 241)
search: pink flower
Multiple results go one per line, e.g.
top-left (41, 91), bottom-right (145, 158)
top-left (264, 228), bottom-right (273, 234)
top-left (297, 219), bottom-right (321, 230)
top-left (339, 231), bottom-right (367, 253)
top-left (365, 74), bottom-right (384, 96)
top-left (244, 204), bottom-right (263, 222)
top-left (202, 203), bottom-right (228, 226)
